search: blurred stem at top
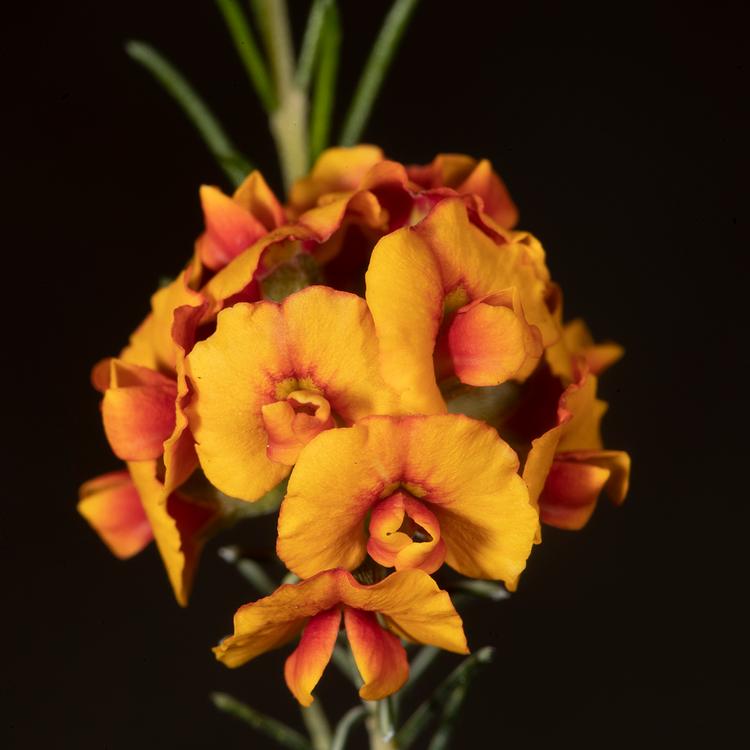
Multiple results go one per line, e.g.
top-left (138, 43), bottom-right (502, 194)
top-left (339, 0), bottom-right (421, 146)
top-left (308, 2), bottom-right (341, 161)
top-left (253, 0), bottom-right (310, 191)
top-left (215, 0), bottom-right (276, 112)
top-left (125, 40), bottom-right (252, 186)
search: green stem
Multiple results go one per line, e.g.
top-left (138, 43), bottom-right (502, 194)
top-left (395, 647), bottom-right (495, 750)
top-left (300, 700), bottom-right (333, 750)
top-left (309, 2), bottom-right (341, 161)
top-left (125, 40), bottom-right (252, 186)
top-left (365, 700), bottom-right (398, 750)
top-left (296, 0), bottom-right (334, 91)
top-left (253, 0), bottom-right (309, 190)
top-left (339, 0), bottom-right (421, 146)
top-left (218, 546), bottom-right (276, 595)
top-left (210, 692), bottom-right (311, 750)
top-left (215, 0), bottom-right (276, 112)
top-left (331, 705), bottom-right (367, 750)
top-left (425, 679), bottom-right (469, 750)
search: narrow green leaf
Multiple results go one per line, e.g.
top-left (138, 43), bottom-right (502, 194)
top-left (218, 546), bottom-right (277, 595)
top-left (309, 2), bottom-right (341, 161)
top-left (398, 645), bottom-right (441, 702)
top-left (331, 706), bottom-right (367, 750)
top-left (125, 40), bottom-right (252, 186)
top-left (215, 0), bottom-right (276, 112)
top-left (296, 0), bottom-right (334, 91)
top-left (396, 647), bottom-right (495, 750)
top-left (426, 680), bottom-right (470, 750)
top-left (210, 692), bottom-right (312, 750)
top-left (339, 0), bottom-right (421, 146)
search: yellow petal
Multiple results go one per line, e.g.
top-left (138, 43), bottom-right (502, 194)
top-left (365, 227), bottom-right (447, 414)
top-left (284, 607), bottom-right (342, 706)
top-left (344, 607), bottom-right (408, 701)
top-left (289, 145), bottom-right (384, 215)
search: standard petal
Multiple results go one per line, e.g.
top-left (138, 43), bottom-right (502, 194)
top-left (284, 607), bottom-right (342, 706)
top-left (344, 608), bottom-right (408, 701)
top-left (78, 471), bottom-right (153, 559)
top-left (365, 227), bottom-right (447, 414)
top-left (282, 286), bottom-right (400, 419)
top-left (415, 199), bottom-right (555, 346)
top-left (185, 302), bottom-right (292, 501)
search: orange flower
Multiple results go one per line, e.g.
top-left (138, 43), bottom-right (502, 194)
top-left (366, 197), bottom-right (555, 413)
top-left (505, 305), bottom-right (630, 532)
top-left (521, 360), bottom-right (630, 531)
top-left (214, 568), bottom-right (468, 705)
top-left (185, 286), bottom-right (400, 502)
top-left (277, 414), bottom-right (538, 588)
top-left (407, 152), bottom-right (519, 229)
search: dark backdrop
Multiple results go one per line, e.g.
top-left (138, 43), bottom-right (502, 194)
top-left (6, 1), bottom-right (747, 747)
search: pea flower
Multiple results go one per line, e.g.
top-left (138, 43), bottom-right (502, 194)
top-left (366, 196), bottom-right (556, 413)
top-left (184, 285), bottom-right (400, 502)
top-left (214, 568), bottom-right (467, 706)
top-left (277, 414), bottom-right (538, 588)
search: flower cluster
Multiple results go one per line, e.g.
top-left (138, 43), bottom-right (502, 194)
top-left (80, 146), bottom-right (630, 704)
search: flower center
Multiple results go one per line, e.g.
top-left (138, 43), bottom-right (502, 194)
top-left (367, 491), bottom-right (446, 574)
top-left (261, 389), bottom-right (335, 465)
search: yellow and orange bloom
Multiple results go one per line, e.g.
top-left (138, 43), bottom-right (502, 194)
top-left (277, 414), bottom-right (538, 588)
top-left (84, 143), bottom-right (630, 715)
top-left (185, 285), bottom-right (400, 502)
top-left (366, 197), bottom-right (556, 413)
top-left (214, 568), bottom-right (468, 705)
top-left (520, 360), bottom-right (631, 531)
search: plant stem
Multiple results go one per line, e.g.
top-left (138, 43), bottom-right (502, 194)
top-left (210, 692), bottom-right (311, 750)
top-left (339, 0), bottom-right (421, 146)
top-left (215, 0), bottom-right (276, 112)
top-left (217, 545), bottom-right (277, 595)
top-left (125, 40), bottom-right (252, 186)
top-left (365, 699), bottom-right (399, 750)
top-left (331, 705), bottom-right (367, 750)
top-left (254, 0), bottom-right (309, 191)
top-left (300, 700), bottom-right (333, 750)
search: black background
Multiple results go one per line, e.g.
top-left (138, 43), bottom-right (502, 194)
top-left (6, 1), bottom-right (747, 747)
